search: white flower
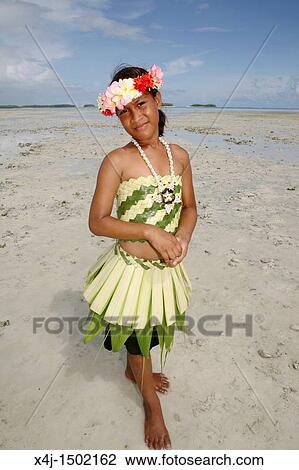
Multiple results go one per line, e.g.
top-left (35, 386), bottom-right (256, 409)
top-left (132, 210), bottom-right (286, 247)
top-left (153, 193), bottom-right (162, 203)
top-left (165, 204), bottom-right (172, 214)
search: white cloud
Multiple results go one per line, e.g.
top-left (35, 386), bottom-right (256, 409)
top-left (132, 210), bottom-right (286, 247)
top-left (110, 0), bottom-right (154, 21)
top-left (65, 13), bottom-right (148, 40)
top-left (193, 27), bottom-right (231, 32)
top-left (207, 74), bottom-right (298, 107)
top-left (148, 22), bottom-right (164, 30)
top-left (197, 3), bottom-right (210, 11)
top-left (17, 0), bottom-right (149, 39)
top-left (235, 75), bottom-right (298, 100)
top-left (0, 43), bottom-right (66, 91)
top-left (8, 62), bottom-right (53, 84)
top-left (164, 56), bottom-right (204, 76)
top-left (0, 1), bottom-right (46, 28)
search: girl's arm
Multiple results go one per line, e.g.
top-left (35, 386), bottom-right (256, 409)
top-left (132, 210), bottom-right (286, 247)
top-left (88, 150), bottom-right (149, 241)
top-left (175, 148), bottom-right (198, 242)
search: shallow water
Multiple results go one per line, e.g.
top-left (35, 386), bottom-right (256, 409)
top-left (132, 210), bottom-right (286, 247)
top-left (1, 108), bottom-right (298, 166)
top-left (165, 128), bottom-right (299, 165)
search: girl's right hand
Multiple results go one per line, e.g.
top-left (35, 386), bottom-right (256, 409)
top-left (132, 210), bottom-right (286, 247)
top-left (146, 226), bottom-right (183, 264)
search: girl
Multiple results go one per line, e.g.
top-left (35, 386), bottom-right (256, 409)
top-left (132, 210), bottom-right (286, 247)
top-left (82, 64), bottom-right (197, 450)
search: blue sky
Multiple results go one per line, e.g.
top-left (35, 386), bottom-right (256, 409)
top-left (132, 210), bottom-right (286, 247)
top-left (0, 0), bottom-right (298, 107)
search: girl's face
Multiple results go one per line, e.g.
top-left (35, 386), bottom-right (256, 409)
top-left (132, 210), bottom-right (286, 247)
top-left (116, 90), bottom-right (161, 140)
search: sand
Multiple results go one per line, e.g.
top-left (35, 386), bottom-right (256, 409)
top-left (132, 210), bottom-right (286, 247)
top-left (0, 107), bottom-right (298, 450)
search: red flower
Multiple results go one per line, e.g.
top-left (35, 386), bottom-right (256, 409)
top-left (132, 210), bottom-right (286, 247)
top-left (134, 73), bottom-right (155, 93)
top-left (103, 108), bottom-right (113, 116)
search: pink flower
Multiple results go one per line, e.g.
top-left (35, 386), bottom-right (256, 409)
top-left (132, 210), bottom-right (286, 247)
top-left (148, 64), bottom-right (164, 88)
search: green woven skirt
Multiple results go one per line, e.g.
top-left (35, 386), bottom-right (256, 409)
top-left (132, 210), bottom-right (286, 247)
top-left (82, 241), bottom-right (192, 371)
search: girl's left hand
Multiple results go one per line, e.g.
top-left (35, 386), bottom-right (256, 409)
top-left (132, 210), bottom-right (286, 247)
top-left (166, 235), bottom-right (189, 267)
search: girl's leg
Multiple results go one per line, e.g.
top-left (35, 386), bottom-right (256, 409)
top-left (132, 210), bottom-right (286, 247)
top-left (124, 327), bottom-right (170, 394)
top-left (125, 355), bottom-right (170, 394)
top-left (126, 351), bottom-right (172, 450)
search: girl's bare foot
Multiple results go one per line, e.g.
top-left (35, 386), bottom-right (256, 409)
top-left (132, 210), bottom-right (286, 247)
top-left (125, 364), bottom-right (170, 394)
top-left (125, 351), bottom-right (171, 449)
top-left (144, 394), bottom-right (172, 450)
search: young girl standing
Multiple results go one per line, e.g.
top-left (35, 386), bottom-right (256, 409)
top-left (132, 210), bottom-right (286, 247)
top-left (83, 64), bottom-right (197, 450)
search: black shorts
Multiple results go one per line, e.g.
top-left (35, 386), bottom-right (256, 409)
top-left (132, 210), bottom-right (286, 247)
top-left (103, 325), bottom-right (159, 355)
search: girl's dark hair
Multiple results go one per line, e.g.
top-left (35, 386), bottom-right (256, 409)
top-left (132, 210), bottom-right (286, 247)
top-left (110, 63), bottom-right (167, 136)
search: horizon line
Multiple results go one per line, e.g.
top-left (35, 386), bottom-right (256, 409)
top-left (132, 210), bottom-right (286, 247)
top-left (0, 104), bottom-right (299, 110)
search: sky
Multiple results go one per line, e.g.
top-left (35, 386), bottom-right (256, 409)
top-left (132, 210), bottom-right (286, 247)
top-left (0, 0), bottom-right (298, 108)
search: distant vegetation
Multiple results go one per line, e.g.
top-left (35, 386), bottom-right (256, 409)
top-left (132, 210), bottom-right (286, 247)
top-left (0, 102), bottom-right (219, 109)
top-left (191, 103), bottom-right (216, 107)
top-left (0, 104), bottom-right (75, 109)
top-left (0, 102), bottom-right (174, 109)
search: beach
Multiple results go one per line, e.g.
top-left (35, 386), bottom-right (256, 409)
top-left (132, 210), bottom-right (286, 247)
top-left (0, 107), bottom-right (298, 449)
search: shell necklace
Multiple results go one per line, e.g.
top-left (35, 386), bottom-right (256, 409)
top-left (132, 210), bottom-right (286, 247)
top-left (131, 136), bottom-right (180, 213)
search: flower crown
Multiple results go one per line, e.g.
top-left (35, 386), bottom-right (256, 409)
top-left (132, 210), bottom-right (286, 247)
top-left (97, 64), bottom-right (164, 116)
